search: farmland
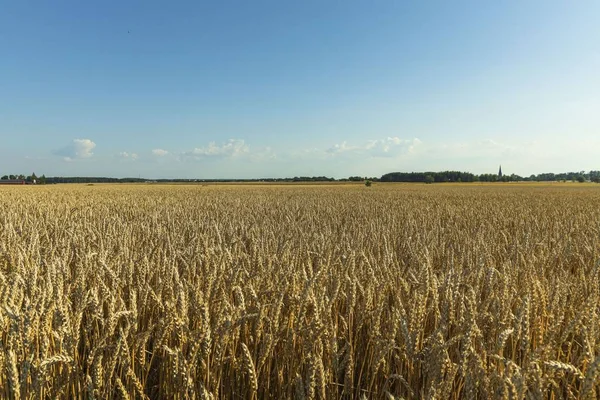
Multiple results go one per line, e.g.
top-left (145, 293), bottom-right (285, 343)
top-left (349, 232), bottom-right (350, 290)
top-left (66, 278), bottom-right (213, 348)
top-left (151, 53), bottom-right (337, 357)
top-left (1, 183), bottom-right (600, 399)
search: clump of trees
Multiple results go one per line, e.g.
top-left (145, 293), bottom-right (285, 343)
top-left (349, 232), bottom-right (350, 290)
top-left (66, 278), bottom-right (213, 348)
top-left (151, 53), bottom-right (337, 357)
top-left (381, 171), bottom-right (478, 183)
top-left (381, 170), bottom-right (600, 183)
top-left (528, 171), bottom-right (600, 182)
top-left (0, 173), bottom-right (46, 183)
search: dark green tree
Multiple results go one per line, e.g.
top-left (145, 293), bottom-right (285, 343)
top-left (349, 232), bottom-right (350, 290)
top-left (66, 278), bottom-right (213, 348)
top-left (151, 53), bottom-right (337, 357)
top-left (25, 173), bottom-right (38, 183)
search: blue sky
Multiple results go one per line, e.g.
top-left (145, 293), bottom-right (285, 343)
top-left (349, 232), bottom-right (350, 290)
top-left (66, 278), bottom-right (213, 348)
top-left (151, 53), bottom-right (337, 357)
top-left (1, 1), bottom-right (599, 178)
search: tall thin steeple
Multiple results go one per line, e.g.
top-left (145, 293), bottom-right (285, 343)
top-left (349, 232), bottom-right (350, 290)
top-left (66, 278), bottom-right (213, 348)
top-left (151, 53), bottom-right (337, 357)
top-left (498, 165), bottom-right (503, 178)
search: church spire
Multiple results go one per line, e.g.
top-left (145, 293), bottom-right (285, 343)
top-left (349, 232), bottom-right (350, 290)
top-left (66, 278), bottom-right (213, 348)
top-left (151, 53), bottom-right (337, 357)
top-left (498, 165), bottom-right (503, 178)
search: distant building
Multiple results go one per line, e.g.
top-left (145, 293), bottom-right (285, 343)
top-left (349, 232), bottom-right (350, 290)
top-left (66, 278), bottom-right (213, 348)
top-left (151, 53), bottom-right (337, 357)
top-left (498, 165), bottom-right (503, 179)
top-left (0, 180), bottom-right (26, 185)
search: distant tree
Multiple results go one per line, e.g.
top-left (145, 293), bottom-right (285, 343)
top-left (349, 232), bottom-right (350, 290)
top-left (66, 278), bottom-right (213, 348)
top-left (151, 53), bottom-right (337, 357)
top-left (479, 174), bottom-right (498, 182)
top-left (381, 171), bottom-right (476, 183)
top-left (9, 175), bottom-right (16, 180)
top-left (425, 175), bottom-right (435, 184)
top-left (0, 175), bottom-right (7, 180)
top-left (576, 176), bottom-right (585, 183)
top-left (592, 177), bottom-right (600, 183)
top-left (365, 180), bottom-right (372, 187)
top-left (40, 174), bottom-right (47, 184)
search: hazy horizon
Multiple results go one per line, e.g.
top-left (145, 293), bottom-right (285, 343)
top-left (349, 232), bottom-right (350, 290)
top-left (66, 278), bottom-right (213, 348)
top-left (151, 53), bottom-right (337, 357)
top-left (2, 1), bottom-right (599, 179)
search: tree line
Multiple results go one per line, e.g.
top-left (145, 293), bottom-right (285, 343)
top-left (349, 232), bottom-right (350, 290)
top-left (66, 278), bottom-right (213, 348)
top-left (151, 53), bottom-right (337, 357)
top-left (2, 171), bottom-right (599, 184)
top-left (0, 173), bottom-right (46, 184)
top-left (381, 170), bottom-right (600, 183)
top-left (0, 175), bottom-right (368, 184)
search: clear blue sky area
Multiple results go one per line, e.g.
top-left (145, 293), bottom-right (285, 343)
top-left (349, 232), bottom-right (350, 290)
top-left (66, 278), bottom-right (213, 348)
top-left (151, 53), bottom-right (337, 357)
top-left (1, 1), bottom-right (599, 178)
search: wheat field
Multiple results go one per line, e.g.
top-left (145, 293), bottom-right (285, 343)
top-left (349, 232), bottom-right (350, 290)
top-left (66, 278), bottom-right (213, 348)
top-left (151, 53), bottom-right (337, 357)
top-left (1, 183), bottom-right (599, 399)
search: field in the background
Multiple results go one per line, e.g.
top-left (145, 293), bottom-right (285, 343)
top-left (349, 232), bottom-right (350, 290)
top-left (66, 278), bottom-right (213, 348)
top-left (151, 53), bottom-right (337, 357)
top-left (1, 183), bottom-right (600, 399)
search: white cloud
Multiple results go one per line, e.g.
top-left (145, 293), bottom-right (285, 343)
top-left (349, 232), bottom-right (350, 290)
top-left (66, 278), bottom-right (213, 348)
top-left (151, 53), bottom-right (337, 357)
top-left (119, 152), bottom-right (138, 160)
top-left (187, 139), bottom-right (249, 158)
top-left (365, 137), bottom-right (422, 157)
top-left (249, 146), bottom-right (277, 162)
top-left (326, 141), bottom-right (361, 154)
top-left (325, 137), bottom-right (422, 158)
top-left (55, 139), bottom-right (96, 161)
top-left (152, 149), bottom-right (169, 156)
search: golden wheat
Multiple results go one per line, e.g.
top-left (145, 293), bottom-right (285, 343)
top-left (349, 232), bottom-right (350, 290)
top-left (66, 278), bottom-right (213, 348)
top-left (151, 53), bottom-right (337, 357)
top-left (0, 182), bottom-right (599, 399)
